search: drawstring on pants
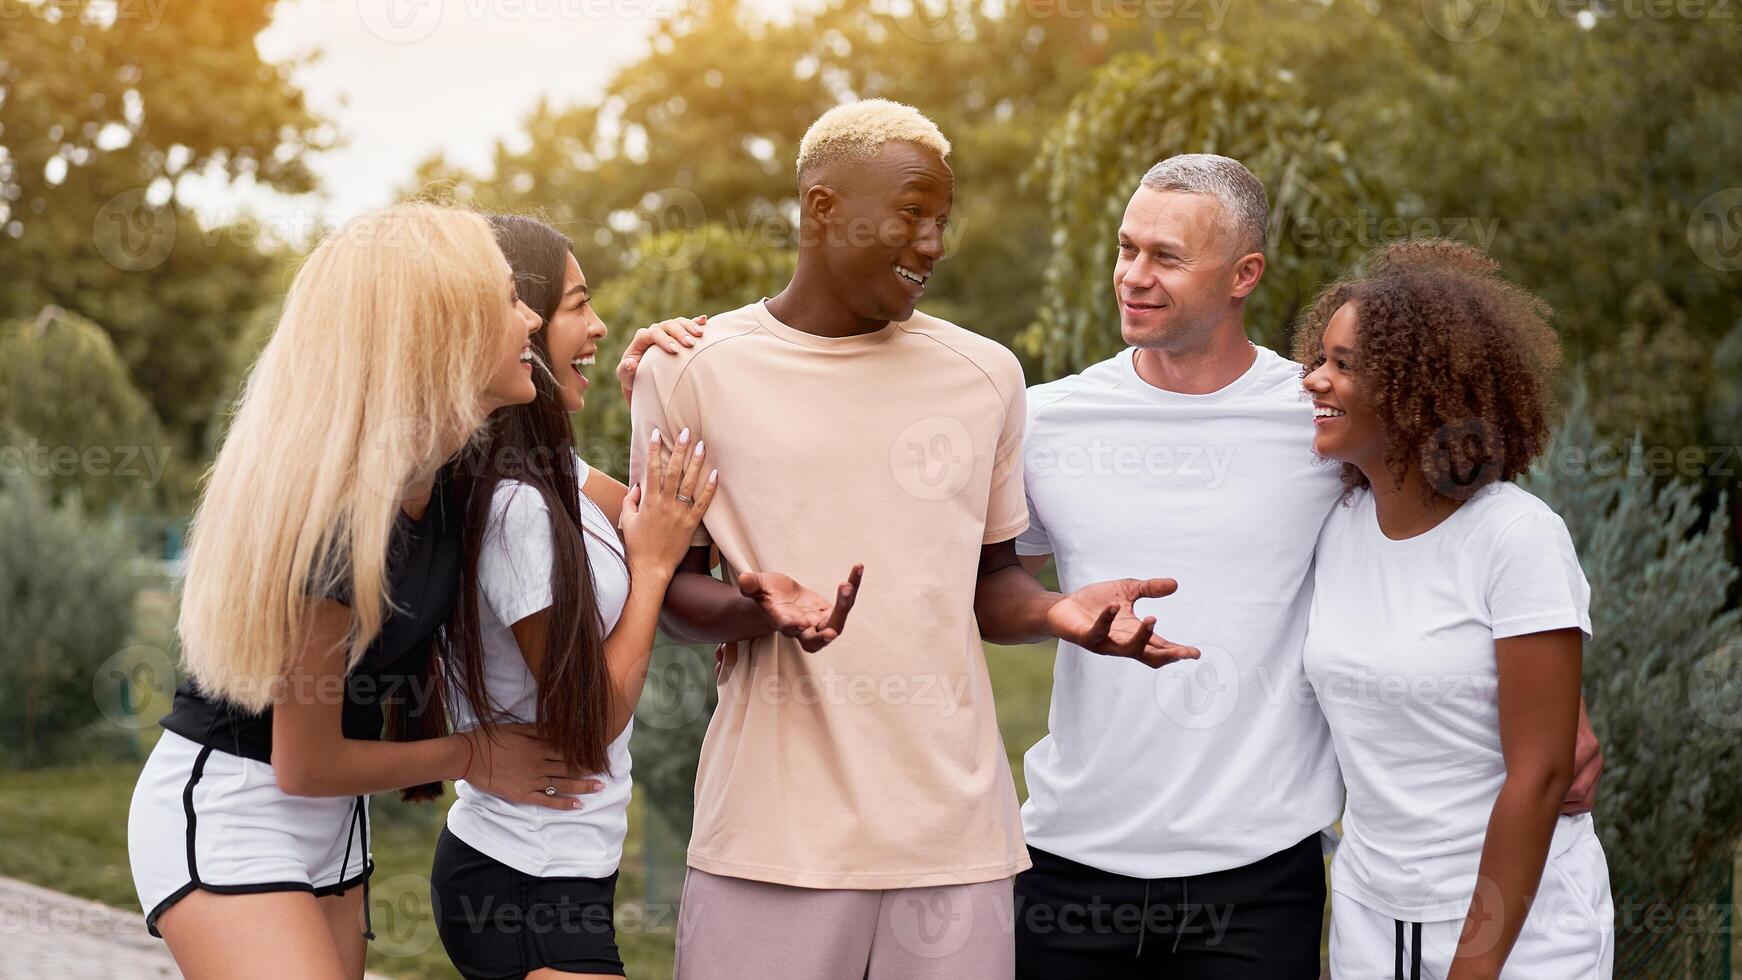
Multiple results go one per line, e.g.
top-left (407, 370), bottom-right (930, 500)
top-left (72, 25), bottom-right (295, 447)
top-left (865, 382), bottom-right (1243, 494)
top-left (1393, 919), bottom-right (1422, 980)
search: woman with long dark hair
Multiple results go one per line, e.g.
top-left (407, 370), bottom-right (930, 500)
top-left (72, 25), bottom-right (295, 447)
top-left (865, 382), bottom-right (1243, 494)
top-left (430, 214), bottom-right (715, 979)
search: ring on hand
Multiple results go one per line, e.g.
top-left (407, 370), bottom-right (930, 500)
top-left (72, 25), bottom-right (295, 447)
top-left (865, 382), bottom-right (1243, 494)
top-left (676, 494), bottom-right (694, 504)
top-left (544, 780), bottom-right (557, 797)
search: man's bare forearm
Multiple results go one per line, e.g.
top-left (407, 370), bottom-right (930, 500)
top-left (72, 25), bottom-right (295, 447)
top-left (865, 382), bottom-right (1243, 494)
top-left (657, 549), bottom-right (774, 644)
top-left (974, 543), bottom-right (1061, 645)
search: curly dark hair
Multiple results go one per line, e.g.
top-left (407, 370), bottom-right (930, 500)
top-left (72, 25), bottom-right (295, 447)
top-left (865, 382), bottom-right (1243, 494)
top-left (1291, 238), bottom-right (1563, 502)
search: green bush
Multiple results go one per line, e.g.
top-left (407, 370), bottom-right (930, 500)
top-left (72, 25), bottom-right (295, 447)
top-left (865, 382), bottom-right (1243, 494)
top-left (0, 308), bottom-right (178, 512)
top-left (0, 478), bottom-right (141, 768)
top-left (1522, 390), bottom-right (1742, 974)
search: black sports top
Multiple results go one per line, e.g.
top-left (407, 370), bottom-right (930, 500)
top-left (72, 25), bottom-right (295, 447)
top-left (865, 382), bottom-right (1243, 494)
top-left (159, 469), bottom-right (464, 764)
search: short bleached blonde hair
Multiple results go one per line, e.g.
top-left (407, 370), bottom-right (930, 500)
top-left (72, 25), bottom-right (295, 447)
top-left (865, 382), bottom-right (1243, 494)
top-left (796, 99), bottom-right (951, 187)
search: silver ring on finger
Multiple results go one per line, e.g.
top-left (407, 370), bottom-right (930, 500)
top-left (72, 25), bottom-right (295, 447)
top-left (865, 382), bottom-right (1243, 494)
top-left (544, 779), bottom-right (557, 797)
top-left (676, 494), bottom-right (694, 504)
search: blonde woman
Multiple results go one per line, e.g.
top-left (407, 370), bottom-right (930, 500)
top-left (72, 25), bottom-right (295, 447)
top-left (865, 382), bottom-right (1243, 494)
top-left (127, 204), bottom-right (595, 979)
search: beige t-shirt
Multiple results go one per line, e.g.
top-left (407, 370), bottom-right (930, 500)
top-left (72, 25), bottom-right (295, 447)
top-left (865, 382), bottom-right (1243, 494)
top-left (629, 299), bottom-right (1030, 889)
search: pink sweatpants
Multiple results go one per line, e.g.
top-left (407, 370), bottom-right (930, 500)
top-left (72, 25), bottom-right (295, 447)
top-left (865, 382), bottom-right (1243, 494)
top-left (674, 868), bottom-right (1016, 979)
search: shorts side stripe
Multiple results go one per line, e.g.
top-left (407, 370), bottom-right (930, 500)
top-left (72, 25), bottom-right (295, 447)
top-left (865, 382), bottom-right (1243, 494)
top-left (183, 745), bottom-right (214, 886)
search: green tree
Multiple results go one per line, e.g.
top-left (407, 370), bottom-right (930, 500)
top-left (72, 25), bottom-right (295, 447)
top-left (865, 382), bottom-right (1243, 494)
top-left (0, 478), bottom-right (140, 767)
top-left (0, 307), bottom-right (176, 510)
top-left (0, 0), bottom-right (330, 454)
top-left (1026, 36), bottom-right (1391, 375)
top-left (1522, 391), bottom-right (1742, 973)
top-left (1586, 285), bottom-right (1713, 454)
top-left (405, 0), bottom-right (1170, 376)
top-left (1230, 1), bottom-right (1742, 451)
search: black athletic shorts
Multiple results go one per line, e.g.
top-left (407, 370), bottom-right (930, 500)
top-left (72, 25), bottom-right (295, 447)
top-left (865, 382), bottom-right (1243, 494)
top-left (430, 827), bottom-right (625, 979)
top-left (1014, 834), bottom-right (1327, 979)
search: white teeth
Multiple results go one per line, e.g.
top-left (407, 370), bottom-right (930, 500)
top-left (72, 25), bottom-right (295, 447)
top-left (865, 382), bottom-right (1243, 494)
top-left (571, 354), bottom-right (595, 372)
top-left (519, 348), bottom-right (533, 363)
top-left (895, 265), bottom-right (926, 285)
top-left (1314, 406), bottom-right (1345, 418)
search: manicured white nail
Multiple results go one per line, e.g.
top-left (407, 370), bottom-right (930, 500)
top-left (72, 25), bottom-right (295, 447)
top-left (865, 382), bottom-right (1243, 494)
top-left (678, 427), bottom-right (690, 443)
top-left (694, 440), bottom-right (705, 456)
top-left (651, 427), bottom-right (661, 442)
top-left (708, 469), bottom-right (719, 483)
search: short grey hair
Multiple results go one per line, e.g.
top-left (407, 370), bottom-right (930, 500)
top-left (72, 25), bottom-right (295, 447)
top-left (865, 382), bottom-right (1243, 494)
top-left (1139, 154), bottom-right (1268, 257)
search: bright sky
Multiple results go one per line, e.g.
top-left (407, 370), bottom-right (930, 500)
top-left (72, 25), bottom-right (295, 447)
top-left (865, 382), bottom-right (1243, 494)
top-left (183, 0), bottom-right (782, 240)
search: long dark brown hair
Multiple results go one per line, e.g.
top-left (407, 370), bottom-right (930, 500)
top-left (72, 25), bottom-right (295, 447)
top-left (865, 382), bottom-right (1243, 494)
top-left (446, 214), bottom-right (624, 778)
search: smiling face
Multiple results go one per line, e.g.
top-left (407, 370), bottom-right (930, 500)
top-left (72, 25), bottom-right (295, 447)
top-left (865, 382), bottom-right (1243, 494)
top-left (1115, 187), bottom-right (1261, 353)
top-left (482, 262), bottom-right (542, 412)
top-left (1301, 301), bottom-right (1385, 470)
top-left (813, 140), bottom-right (953, 324)
top-left (538, 251), bottom-right (608, 413)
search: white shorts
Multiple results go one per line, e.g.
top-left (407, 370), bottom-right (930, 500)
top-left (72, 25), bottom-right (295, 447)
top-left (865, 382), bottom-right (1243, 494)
top-left (127, 730), bottom-right (373, 937)
top-left (1329, 828), bottom-right (1614, 979)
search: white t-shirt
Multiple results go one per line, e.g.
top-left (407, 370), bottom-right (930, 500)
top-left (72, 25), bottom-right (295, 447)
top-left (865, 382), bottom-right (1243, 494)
top-left (1304, 481), bottom-right (1596, 920)
top-left (1016, 346), bottom-right (1347, 878)
top-left (446, 454), bottom-right (635, 879)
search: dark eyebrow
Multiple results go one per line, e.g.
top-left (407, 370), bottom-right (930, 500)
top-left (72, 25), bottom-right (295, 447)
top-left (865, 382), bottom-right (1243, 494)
top-left (567, 283), bottom-right (590, 302)
top-left (1328, 345), bottom-right (1354, 356)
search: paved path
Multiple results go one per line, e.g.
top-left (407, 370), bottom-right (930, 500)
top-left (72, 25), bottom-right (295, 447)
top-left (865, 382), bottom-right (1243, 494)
top-left (0, 876), bottom-right (391, 979)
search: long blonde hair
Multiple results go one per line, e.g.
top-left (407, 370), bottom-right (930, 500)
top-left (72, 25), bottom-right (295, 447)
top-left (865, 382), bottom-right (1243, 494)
top-left (178, 203), bottom-right (513, 711)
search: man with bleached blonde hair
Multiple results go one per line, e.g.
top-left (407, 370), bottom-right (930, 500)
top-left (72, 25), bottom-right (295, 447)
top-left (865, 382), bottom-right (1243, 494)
top-left (623, 99), bottom-right (1196, 979)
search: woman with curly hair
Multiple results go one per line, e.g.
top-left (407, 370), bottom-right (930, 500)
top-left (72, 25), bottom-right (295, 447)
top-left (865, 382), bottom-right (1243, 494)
top-left (1296, 239), bottom-right (1614, 979)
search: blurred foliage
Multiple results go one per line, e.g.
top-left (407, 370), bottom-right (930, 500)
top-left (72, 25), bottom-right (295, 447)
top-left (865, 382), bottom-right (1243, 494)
top-left (576, 223), bottom-right (796, 481)
top-left (0, 307), bottom-right (180, 510)
top-left (0, 478), bottom-right (140, 767)
top-left (1587, 285), bottom-right (1713, 456)
top-left (0, 0), bottom-right (331, 459)
top-left (3, 0), bottom-right (1736, 481)
top-left (409, 0), bottom-right (1742, 517)
top-left (1523, 390), bottom-right (1742, 970)
top-left (406, 0), bottom-right (1164, 380)
top-left (1027, 36), bottom-right (1391, 371)
top-left (1708, 323), bottom-right (1742, 449)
